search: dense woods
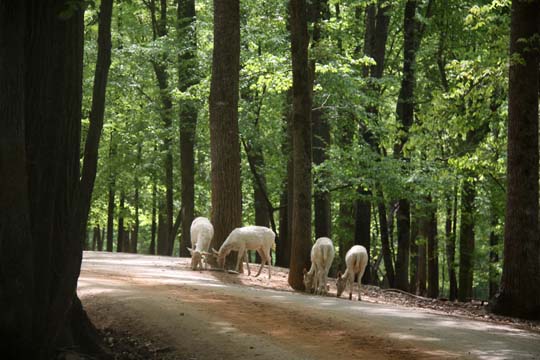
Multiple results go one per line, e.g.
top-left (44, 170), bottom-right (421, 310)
top-left (1, 0), bottom-right (539, 356)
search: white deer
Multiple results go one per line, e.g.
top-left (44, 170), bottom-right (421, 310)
top-left (303, 237), bottom-right (335, 295)
top-left (336, 245), bottom-right (368, 301)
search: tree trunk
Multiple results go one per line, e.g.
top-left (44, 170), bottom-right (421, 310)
top-left (416, 230), bottom-right (426, 297)
top-left (312, 108), bottom-right (331, 239)
top-left (117, 191), bottom-right (125, 253)
top-left (0, 2), bottom-right (102, 356)
top-left (426, 197), bottom-right (439, 299)
top-left (409, 214), bottom-right (419, 293)
top-left (488, 224), bottom-right (499, 299)
top-left (149, 0), bottom-right (174, 256)
top-left (208, 0), bottom-right (242, 269)
top-left (395, 199), bottom-right (411, 291)
top-left (393, 0), bottom-right (420, 292)
top-left (79, 0), bottom-right (113, 248)
top-left (355, 196), bottom-right (371, 284)
top-left (106, 133), bottom-right (116, 252)
top-left (492, 0), bottom-right (540, 320)
top-left (458, 179), bottom-right (475, 302)
top-left (288, 0), bottom-right (313, 290)
top-left (276, 90), bottom-right (293, 268)
top-left (309, 0), bottom-right (331, 242)
top-left (178, 0), bottom-right (198, 258)
top-left (445, 189), bottom-right (458, 301)
top-left (149, 181), bottom-right (157, 255)
top-left (0, 2), bottom-right (34, 352)
top-left (377, 195), bottom-right (394, 287)
top-left (99, 227), bottom-right (105, 251)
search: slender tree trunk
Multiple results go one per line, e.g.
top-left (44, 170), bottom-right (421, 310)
top-left (393, 0), bottom-right (420, 292)
top-left (276, 90), bottom-right (293, 268)
top-left (492, 0), bottom-right (540, 320)
top-left (488, 224), bottom-right (499, 299)
top-left (409, 214), bottom-right (419, 293)
top-left (416, 228), bottom-right (426, 296)
top-left (79, 0), bottom-right (113, 247)
top-left (458, 179), bottom-right (475, 302)
top-left (106, 133), bottom-right (116, 252)
top-left (312, 108), bottom-right (331, 239)
top-left (288, 0), bottom-right (313, 290)
top-left (378, 198), bottom-right (394, 287)
top-left (355, 196), bottom-right (371, 283)
top-left (426, 197), bottom-right (439, 299)
top-left (208, 0), bottom-right (242, 269)
top-left (149, 181), bottom-right (157, 255)
top-left (98, 227), bottom-right (105, 251)
top-left (117, 192), bottom-right (125, 253)
top-left (445, 190), bottom-right (458, 301)
top-left (149, 0), bottom-right (174, 256)
top-left (177, 0), bottom-right (198, 258)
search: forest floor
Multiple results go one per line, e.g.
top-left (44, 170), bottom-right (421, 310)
top-left (78, 251), bottom-right (540, 360)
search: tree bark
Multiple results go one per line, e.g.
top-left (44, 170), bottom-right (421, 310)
top-left (288, 0), bottom-right (313, 290)
top-left (355, 196), bottom-right (371, 283)
top-left (208, 0), bottom-right (242, 268)
top-left (177, 0), bottom-right (198, 258)
top-left (492, 0), bottom-right (540, 320)
top-left (0, 2), bottom-right (33, 354)
top-left (458, 179), bottom-right (475, 302)
top-left (0, 1), bottom-right (96, 356)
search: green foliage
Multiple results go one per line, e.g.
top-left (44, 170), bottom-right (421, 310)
top-left (84, 0), bottom-right (511, 295)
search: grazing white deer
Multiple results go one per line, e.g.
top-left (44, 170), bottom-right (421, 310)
top-left (187, 217), bottom-right (214, 271)
top-left (336, 245), bottom-right (368, 301)
top-left (303, 237), bottom-right (335, 295)
top-left (213, 226), bottom-right (275, 279)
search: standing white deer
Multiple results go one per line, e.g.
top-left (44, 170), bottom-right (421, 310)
top-left (336, 245), bottom-right (368, 301)
top-left (213, 226), bottom-right (275, 278)
top-left (187, 217), bottom-right (214, 271)
top-left (303, 237), bottom-right (335, 295)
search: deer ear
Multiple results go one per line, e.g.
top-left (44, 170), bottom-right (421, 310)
top-left (187, 247), bottom-right (194, 254)
top-left (303, 268), bottom-right (307, 275)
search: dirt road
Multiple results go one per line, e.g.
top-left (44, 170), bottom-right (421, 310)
top-left (79, 252), bottom-right (540, 359)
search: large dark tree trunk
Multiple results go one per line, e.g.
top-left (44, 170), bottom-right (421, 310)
top-left (177, 0), bottom-right (198, 258)
top-left (79, 0), bottom-right (113, 246)
top-left (208, 0), bottom-right (242, 268)
top-left (288, 0), bottom-right (313, 290)
top-left (0, 2), bottom-right (104, 357)
top-left (458, 179), bottom-right (475, 302)
top-left (492, 0), bottom-right (540, 320)
top-left (0, 2), bottom-right (34, 354)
